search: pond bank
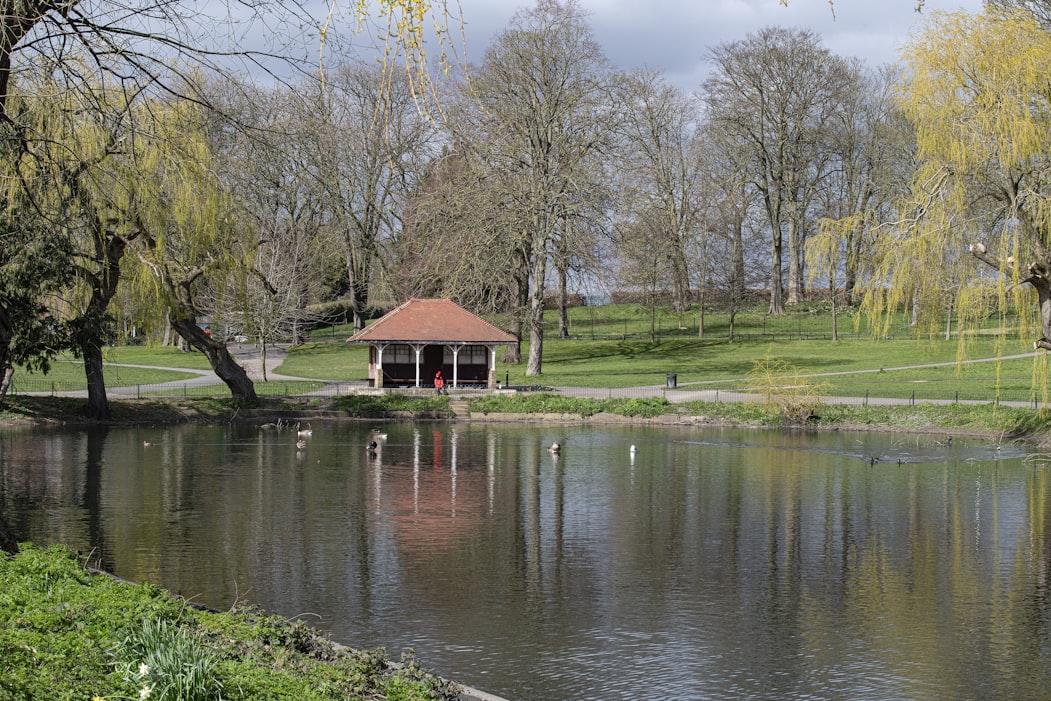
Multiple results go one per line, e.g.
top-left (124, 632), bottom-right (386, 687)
top-left (1, 393), bottom-right (1046, 445)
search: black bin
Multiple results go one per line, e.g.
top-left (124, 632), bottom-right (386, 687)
top-left (666, 373), bottom-right (677, 388)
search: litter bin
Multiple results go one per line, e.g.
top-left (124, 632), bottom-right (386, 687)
top-left (666, 373), bottom-right (677, 389)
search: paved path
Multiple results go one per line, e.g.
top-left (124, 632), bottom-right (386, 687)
top-left (551, 351), bottom-right (1044, 409)
top-left (50, 344), bottom-right (329, 398)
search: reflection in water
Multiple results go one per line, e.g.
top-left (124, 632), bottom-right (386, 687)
top-left (1, 423), bottom-right (1049, 701)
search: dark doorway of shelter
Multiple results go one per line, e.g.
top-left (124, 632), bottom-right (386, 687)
top-left (423, 345), bottom-right (445, 385)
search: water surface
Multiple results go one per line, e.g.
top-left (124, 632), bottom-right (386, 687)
top-left (2, 422), bottom-right (1048, 700)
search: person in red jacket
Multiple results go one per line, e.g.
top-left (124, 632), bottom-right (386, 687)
top-left (434, 370), bottom-right (446, 395)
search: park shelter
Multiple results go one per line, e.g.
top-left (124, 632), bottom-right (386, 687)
top-left (346, 298), bottom-right (517, 389)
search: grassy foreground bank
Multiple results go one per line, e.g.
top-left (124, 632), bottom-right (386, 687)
top-left (0, 544), bottom-right (459, 701)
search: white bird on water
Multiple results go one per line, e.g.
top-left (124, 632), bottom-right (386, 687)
top-left (630, 445), bottom-right (637, 454)
top-left (548, 442), bottom-right (561, 454)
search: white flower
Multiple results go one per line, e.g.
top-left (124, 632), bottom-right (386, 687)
top-left (139, 685), bottom-right (152, 700)
top-left (137, 663), bottom-right (150, 678)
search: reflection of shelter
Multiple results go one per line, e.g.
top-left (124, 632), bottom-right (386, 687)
top-left (346, 298), bottom-right (516, 389)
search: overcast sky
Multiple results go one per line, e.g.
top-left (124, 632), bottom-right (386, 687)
top-left (442, 0), bottom-right (985, 91)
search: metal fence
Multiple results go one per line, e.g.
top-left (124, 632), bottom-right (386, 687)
top-left (6, 377), bottom-right (369, 400)
top-left (554, 384), bottom-right (1051, 410)
top-left (7, 376), bottom-right (1049, 410)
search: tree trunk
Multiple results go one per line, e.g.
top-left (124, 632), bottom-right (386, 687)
top-left (261, 341), bottom-right (269, 383)
top-left (557, 261), bottom-right (569, 339)
top-left (787, 215), bottom-right (801, 306)
top-left (844, 218), bottom-right (862, 306)
top-left (769, 228), bottom-right (785, 315)
top-left (648, 287), bottom-right (656, 341)
top-left (345, 247), bottom-right (373, 332)
top-left (350, 283), bottom-right (367, 332)
top-left (830, 283), bottom-right (838, 342)
top-left (502, 318), bottom-right (523, 364)
top-left (501, 263), bottom-right (529, 364)
top-left (171, 318), bottom-right (257, 401)
top-left (76, 231), bottom-right (129, 421)
top-left (672, 240), bottom-right (691, 313)
top-left (730, 218), bottom-right (745, 342)
top-left (0, 309), bottom-right (12, 405)
top-left (0, 363), bottom-right (12, 404)
top-left (1036, 278), bottom-right (1051, 351)
top-left (697, 288), bottom-right (705, 340)
top-left (82, 341), bottom-right (110, 421)
top-left (526, 252), bottom-right (547, 376)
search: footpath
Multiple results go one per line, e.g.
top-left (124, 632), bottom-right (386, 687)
top-left (90, 345), bottom-right (1043, 410)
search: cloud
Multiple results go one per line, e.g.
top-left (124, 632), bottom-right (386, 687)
top-left (452, 0), bottom-right (984, 90)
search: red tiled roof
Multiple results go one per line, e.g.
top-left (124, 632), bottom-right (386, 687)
top-left (346, 298), bottom-right (517, 344)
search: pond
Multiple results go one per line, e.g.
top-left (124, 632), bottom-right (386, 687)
top-left (2, 421), bottom-right (1049, 701)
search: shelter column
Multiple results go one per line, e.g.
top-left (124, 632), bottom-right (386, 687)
top-left (451, 344), bottom-right (462, 388)
top-left (488, 346), bottom-right (497, 389)
top-left (375, 343), bottom-right (388, 388)
top-left (412, 343), bottom-right (426, 388)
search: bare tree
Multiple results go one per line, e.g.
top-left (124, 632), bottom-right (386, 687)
top-left (697, 127), bottom-right (763, 344)
top-left (202, 76), bottom-right (343, 370)
top-left (815, 63), bottom-right (914, 306)
top-left (616, 68), bottom-right (704, 314)
top-left (316, 63), bottom-right (437, 330)
top-left (985, 0), bottom-right (1051, 27)
top-left (396, 141), bottom-right (532, 357)
top-left (704, 27), bottom-right (853, 314)
top-left (458, 0), bottom-right (618, 376)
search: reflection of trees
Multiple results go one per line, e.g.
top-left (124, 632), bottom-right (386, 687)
top-left (4, 428), bottom-right (1051, 695)
top-left (82, 427), bottom-right (109, 570)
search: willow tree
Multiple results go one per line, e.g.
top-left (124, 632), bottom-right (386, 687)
top-left (6, 73), bottom-right (149, 422)
top-left (862, 10), bottom-right (1051, 362)
top-left (123, 98), bottom-right (258, 400)
top-left (807, 216), bottom-right (852, 342)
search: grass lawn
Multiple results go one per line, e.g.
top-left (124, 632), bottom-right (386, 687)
top-left (266, 333), bottom-right (1045, 405)
top-left (10, 305), bottom-right (1046, 404)
top-left (275, 342), bottom-right (370, 380)
top-left (12, 361), bottom-right (200, 393)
